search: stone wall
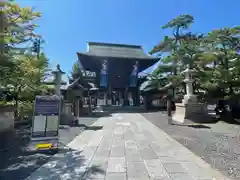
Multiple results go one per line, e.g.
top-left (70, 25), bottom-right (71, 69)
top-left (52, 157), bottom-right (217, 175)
top-left (0, 106), bottom-right (15, 133)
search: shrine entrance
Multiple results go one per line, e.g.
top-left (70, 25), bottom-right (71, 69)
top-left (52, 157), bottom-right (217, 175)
top-left (77, 42), bottom-right (159, 108)
top-left (97, 89), bottom-right (140, 107)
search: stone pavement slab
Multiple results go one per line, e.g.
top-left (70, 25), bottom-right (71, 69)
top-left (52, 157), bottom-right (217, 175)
top-left (25, 113), bottom-right (230, 180)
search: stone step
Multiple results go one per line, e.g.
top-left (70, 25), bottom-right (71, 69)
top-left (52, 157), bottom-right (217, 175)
top-left (100, 106), bottom-right (145, 113)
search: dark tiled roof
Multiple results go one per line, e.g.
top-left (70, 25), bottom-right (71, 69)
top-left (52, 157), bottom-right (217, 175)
top-left (66, 77), bottom-right (96, 90)
top-left (78, 42), bottom-right (159, 60)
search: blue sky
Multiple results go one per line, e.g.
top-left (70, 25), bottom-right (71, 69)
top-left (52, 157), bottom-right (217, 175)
top-left (16, 0), bottom-right (239, 74)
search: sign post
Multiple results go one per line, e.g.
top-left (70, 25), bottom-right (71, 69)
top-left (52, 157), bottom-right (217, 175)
top-left (30, 95), bottom-right (61, 150)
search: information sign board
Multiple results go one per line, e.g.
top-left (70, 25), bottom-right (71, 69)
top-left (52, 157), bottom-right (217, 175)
top-left (35, 96), bottom-right (60, 116)
top-left (31, 95), bottom-right (61, 139)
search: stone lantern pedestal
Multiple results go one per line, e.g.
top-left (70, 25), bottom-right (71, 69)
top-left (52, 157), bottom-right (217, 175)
top-left (172, 68), bottom-right (209, 124)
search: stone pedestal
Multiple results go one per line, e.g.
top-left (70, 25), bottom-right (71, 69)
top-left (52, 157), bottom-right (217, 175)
top-left (172, 102), bottom-right (209, 123)
top-left (63, 103), bottom-right (72, 115)
top-left (182, 94), bottom-right (197, 105)
top-left (107, 99), bottom-right (112, 106)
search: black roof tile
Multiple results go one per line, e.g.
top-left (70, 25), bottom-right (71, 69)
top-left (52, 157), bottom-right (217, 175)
top-left (78, 42), bottom-right (159, 60)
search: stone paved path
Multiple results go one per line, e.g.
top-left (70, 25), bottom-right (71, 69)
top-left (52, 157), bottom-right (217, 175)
top-left (25, 113), bottom-right (230, 180)
top-left (142, 112), bottom-right (240, 180)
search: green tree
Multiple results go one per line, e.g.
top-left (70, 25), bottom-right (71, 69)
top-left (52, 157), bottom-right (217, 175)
top-left (198, 27), bottom-right (240, 99)
top-left (68, 61), bottom-right (82, 83)
top-left (150, 15), bottom-right (194, 71)
top-left (149, 15), bottom-right (196, 97)
top-left (0, 0), bottom-right (41, 82)
top-left (149, 14), bottom-right (240, 101)
top-left (5, 53), bottom-right (49, 114)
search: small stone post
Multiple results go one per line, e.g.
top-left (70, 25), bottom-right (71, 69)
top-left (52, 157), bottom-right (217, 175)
top-left (165, 94), bottom-right (173, 125)
top-left (167, 100), bottom-right (172, 125)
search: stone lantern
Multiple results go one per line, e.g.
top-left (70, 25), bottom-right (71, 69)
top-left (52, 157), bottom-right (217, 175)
top-left (172, 65), bottom-right (209, 123)
top-left (51, 64), bottom-right (65, 97)
top-left (181, 66), bottom-right (197, 104)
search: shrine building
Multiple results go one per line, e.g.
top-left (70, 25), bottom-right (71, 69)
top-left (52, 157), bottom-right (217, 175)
top-left (77, 42), bottom-right (159, 106)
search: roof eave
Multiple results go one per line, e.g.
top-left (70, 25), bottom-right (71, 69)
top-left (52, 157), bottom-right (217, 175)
top-left (77, 52), bottom-right (160, 61)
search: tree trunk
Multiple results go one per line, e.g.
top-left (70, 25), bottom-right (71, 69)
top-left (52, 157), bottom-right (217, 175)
top-left (14, 95), bottom-right (18, 118)
top-left (229, 83), bottom-right (234, 96)
top-left (172, 27), bottom-right (180, 100)
top-left (14, 86), bottom-right (22, 118)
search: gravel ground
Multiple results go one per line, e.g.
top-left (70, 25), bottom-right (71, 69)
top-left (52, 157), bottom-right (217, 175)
top-left (0, 117), bottom-right (98, 180)
top-left (142, 111), bottom-right (240, 180)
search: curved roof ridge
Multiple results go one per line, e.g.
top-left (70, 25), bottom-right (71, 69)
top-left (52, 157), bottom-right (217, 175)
top-left (88, 42), bottom-right (142, 49)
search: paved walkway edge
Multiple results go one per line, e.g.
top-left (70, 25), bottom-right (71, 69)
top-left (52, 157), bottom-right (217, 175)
top-left (138, 113), bottom-right (230, 180)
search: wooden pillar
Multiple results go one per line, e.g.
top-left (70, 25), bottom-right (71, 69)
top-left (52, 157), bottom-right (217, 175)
top-left (76, 99), bottom-right (79, 117)
top-left (119, 91), bottom-right (123, 106)
top-left (143, 95), bottom-right (148, 111)
top-left (74, 100), bottom-right (78, 116)
top-left (134, 87), bottom-right (140, 106)
top-left (88, 95), bottom-right (92, 114)
top-left (108, 83), bottom-right (112, 106)
top-left (72, 100), bottom-right (76, 116)
top-left (104, 92), bottom-right (107, 106)
top-left (123, 87), bottom-right (129, 106)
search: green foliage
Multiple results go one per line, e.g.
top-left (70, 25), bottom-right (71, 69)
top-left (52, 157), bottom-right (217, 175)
top-left (0, 1), bottom-right (41, 81)
top-left (5, 53), bottom-right (50, 98)
top-left (2, 1), bottom-right (41, 46)
top-left (150, 36), bottom-right (175, 54)
top-left (0, 1), bottom-right (51, 117)
top-left (19, 101), bottom-right (33, 117)
top-left (162, 14), bottom-right (194, 31)
top-left (150, 15), bottom-right (194, 55)
top-left (149, 14), bottom-right (240, 101)
top-left (68, 61), bottom-right (82, 83)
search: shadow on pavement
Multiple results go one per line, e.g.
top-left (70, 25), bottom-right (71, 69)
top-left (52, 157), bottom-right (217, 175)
top-left (0, 125), bottom-right (50, 180)
top-left (173, 123), bottom-right (211, 129)
top-left (70, 124), bottom-right (103, 131)
top-left (22, 150), bottom-right (105, 180)
top-left (145, 110), bottom-right (240, 125)
top-left (220, 118), bottom-right (240, 125)
top-left (80, 111), bottom-right (112, 118)
top-left (186, 116), bottom-right (240, 125)
top-left (0, 121), bottom-right (102, 180)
